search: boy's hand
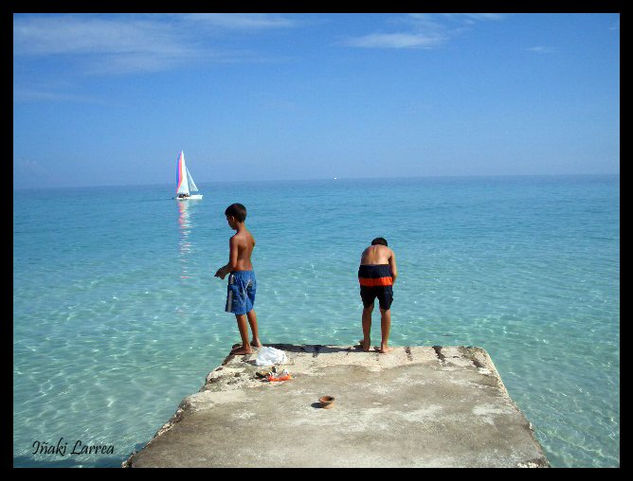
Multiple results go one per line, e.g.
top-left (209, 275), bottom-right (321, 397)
top-left (214, 267), bottom-right (228, 279)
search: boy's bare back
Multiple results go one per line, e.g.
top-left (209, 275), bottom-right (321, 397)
top-left (360, 244), bottom-right (393, 265)
top-left (230, 229), bottom-right (255, 271)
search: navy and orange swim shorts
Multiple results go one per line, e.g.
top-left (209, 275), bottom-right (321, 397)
top-left (358, 264), bottom-right (393, 310)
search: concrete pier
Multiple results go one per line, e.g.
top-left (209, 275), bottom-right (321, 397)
top-left (123, 344), bottom-right (549, 468)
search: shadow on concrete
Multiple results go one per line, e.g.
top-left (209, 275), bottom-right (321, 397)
top-left (265, 344), bottom-right (358, 355)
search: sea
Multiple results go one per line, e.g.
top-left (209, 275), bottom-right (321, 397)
top-left (13, 174), bottom-right (619, 468)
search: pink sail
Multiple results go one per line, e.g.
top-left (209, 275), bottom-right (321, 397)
top-left (176, 150), bottom-right (187, 194)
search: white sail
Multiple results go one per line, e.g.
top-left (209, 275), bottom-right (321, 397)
top-left (177, 174), bottom-right (190, 195)
top-left (186, 167), bottom-right (198, 193)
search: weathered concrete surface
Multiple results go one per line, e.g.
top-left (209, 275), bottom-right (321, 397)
top-left (123, 345), bottom-right (549, 468)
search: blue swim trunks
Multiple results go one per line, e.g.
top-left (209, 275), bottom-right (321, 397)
top-left (225, 270), bottom-right (256, 315)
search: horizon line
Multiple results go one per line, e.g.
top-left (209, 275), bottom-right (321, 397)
top-left (13, 172), bottom-right (620, 192)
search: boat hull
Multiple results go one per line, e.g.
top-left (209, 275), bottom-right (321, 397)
top-left (176, 194), bottom-right (203, 200)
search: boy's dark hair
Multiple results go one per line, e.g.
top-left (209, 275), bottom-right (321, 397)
top-left (371, 237), bottom-right (388, 246)
top-left (225, 203), bottom-right (247, 222)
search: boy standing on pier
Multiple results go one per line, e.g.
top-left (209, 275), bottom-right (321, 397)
top-left (358, 237), bottom-right (398, 353)
top-left (214, 203), bottom-right (262, 355)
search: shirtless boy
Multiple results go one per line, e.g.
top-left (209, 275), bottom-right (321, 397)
top-left (214, 203), bottom-right (262, 355)
top-left (358, 237), bottom-right (398, 353)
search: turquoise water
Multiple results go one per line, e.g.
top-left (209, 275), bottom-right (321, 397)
top-left (13, 175), bottom-right (619, 467)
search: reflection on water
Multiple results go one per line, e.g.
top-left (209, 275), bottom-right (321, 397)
top-left (177, 200), bottom-right (193, 279)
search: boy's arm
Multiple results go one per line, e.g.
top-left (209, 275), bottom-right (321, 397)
top-left (389, 249), bottom-right (398, 284)
top-left (214, 236), bottom-right (239, 279)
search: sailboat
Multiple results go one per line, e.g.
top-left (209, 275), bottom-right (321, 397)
top-left (175, 150), bottom-right (203, 200)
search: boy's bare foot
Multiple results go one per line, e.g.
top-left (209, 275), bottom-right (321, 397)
top-left (378, 345), bottom-right (393, 354)
top-left (230, 343), bottom-right (252, 354)
top-left (231, 346), bottom-right (252, 355)
top-left (358, 339), bottom-right (371, 352)
top-left (251, 339), bottom-right (262, 348)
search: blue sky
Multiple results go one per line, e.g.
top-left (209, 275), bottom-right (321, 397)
top-left (13, 13), bottom-right (620, 189)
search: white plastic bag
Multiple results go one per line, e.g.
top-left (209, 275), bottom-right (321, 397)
top-left (255, 346), bottom-right (287, 366)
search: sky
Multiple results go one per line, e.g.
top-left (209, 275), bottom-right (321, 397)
top-left (13, 13), bottom-right (620, 189)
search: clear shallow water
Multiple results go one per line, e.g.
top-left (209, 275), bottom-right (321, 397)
top-left (13, 175), bottom-right (619, 467)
